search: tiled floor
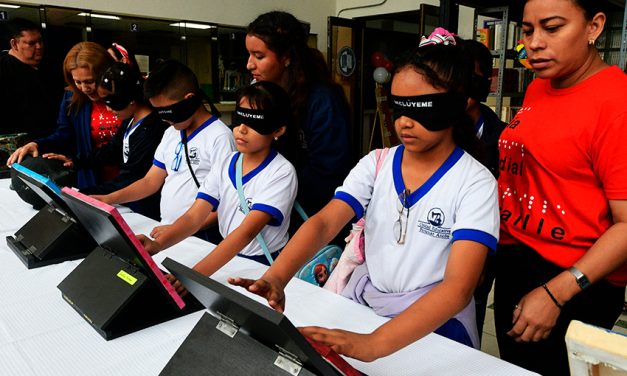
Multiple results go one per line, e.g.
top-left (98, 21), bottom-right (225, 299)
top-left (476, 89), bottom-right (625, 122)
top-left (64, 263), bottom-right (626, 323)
top-left (479, 283), bottom-right (627, 358)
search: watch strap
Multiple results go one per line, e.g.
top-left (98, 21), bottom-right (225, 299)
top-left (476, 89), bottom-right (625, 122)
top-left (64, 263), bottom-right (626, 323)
top-left (567, 266), bottom-right (591, 290)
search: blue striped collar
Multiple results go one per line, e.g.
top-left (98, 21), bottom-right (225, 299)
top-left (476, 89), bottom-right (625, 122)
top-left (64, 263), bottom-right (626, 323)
top-left (393, 145), bottom-right (464, 207)
top-left (229, 149), bottom-right (278, 187)
top-left (180, 116), bottom-right (218, 142)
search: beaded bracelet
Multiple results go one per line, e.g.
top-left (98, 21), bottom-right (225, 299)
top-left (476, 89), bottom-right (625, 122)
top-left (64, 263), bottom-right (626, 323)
top-left (542, 283), bottom-right (563, 309)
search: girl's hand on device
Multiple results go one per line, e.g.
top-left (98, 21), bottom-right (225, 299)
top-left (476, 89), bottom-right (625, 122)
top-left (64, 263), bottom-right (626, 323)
top-left (228, 276), bottom-right (286, 313)
top-left (299, 326), bottom-right (380, 362)
top-left (150, 224), bottom-right (171, 239)
top-left (42, 153), bottom-right (74, 168)
top-left (166, 273), bottom-right (187, 296)
top-left (136, 233), bottom-right (161, 255)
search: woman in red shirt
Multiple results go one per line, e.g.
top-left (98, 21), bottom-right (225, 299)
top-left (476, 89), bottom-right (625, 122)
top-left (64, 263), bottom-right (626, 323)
top-left (494, 1), bottom-right (627, 375)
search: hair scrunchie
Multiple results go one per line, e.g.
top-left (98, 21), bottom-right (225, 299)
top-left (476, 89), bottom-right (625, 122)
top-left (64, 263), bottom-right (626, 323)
top-left (419, 27), bottom-right (457, 48)
top-left (111, 42), bottom-right (132, 66)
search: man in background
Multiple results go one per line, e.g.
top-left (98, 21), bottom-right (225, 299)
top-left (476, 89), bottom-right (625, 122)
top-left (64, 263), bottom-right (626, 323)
top-left (0, 18), bottom-right (61, 140)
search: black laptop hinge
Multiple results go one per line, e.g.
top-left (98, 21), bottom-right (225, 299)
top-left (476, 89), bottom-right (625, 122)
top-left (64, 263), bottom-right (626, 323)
top-left (56, 208), bottom-right (76, 223)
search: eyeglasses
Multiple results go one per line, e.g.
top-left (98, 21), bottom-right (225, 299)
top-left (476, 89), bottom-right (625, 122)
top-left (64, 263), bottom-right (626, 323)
top-left (393, 189), bottom-right (411, 244)
top-left (171, 141), bottom-right (183, 171)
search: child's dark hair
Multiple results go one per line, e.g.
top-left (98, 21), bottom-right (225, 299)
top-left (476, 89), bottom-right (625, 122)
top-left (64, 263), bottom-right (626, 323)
top-left (236, 81), bottom-right (298, 164)
top-left (100, 62), bottom-right (147, 105)
top-left (144, 59), bottom-right (198, 101)
top-left (394, 44), bottom-right (483, 161)
top-left (458, 39), bottom-right (493, 79)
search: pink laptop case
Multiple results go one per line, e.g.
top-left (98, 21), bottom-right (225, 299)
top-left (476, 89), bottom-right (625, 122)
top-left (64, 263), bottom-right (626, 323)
top-left (62, 187), bottom-right (186, 309)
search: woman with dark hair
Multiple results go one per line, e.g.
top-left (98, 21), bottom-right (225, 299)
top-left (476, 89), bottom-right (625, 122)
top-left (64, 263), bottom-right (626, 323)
top-left (8, 41), bottom-right (121, 189)
top-left (246, 11), bottom-right (351, 217)
top-left (43, 62), bottom-right (169, 220)
top-left (494, 0), bottom-right (627, 374)
top-left (231, 29), bottom-right (499, 360)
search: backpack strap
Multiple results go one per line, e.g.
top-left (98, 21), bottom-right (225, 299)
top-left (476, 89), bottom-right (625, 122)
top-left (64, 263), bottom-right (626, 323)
top-left (295, 148), bottom-right (389, 224)
top-left (293, 201), bottom-right (309, 221)
top-left (182, 132), bottom-right (201, 188)
top-left (235, 153), bottom-right (274, 265)
top-left (374, 148), bottom-right (389, 176)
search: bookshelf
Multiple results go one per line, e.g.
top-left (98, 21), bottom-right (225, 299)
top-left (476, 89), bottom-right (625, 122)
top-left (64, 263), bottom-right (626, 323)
top-left (599, 6), bottom-right (627, 71)
top-left (472, 6), bottom-right (535, 122)
top-left (473, 6), bottom-right (510, 120)
top-left (620, 5), bottom-right (627, 70)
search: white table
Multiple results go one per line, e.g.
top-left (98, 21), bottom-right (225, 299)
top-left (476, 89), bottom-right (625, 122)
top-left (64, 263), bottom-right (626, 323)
top-left (0, 179), bottom-right (536, 375)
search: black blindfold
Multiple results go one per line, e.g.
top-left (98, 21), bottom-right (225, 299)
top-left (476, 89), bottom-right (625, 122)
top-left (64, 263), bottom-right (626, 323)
top-left (391, 92), bottom-right (468, 131)
top-left (232, 106), bottom-right (282, 135)
top-left (154, 94), bottom-right (202, 124)
top-left (103, 93), bottom-right (133, 111)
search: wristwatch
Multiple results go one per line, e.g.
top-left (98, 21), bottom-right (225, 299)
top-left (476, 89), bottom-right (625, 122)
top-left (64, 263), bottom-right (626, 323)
top-left (567, 266), bottom-right (591, 290)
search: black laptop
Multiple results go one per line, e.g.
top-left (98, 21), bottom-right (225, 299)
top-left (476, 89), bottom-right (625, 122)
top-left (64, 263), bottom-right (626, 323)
top-left (160, 257), bottom-right (351, 376)
top-left (6, 163), bottom-right (96, 268)
top-left (57, 188), bottom-right (202, 340)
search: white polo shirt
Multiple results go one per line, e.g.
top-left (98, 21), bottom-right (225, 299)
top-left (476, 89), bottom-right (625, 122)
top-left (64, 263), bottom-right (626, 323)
top-left (153, 117), bottom-right (235, 223)
top-left (334, 145), bottom-right (499, 293)
top-left (197, 150), bottom-right (297, 257)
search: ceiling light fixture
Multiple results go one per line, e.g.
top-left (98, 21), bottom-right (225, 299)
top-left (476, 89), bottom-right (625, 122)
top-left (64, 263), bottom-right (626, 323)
top-left (77, 12), bottom-right (121, 20)
top-left (170, 22), bottom-right (215, 30)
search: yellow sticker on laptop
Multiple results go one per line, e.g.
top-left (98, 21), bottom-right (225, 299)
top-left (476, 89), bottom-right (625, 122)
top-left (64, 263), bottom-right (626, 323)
top-left (117, 270), bottom-right (137, 286)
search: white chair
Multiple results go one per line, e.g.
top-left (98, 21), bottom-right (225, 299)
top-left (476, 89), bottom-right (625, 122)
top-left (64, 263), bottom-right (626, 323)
top-left (566, 320), bottom-right (627, 376)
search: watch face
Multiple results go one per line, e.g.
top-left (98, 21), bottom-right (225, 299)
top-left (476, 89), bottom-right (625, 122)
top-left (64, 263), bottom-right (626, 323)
top-left (569, 267), bottom-right (590, 289)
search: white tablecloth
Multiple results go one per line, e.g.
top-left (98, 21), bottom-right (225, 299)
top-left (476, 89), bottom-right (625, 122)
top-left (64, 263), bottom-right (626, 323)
top-left (0, 179), bottom-right (536, 375)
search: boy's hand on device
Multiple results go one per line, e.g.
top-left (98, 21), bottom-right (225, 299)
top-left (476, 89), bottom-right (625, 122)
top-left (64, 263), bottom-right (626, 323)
top-left (299, 326), bottom-right (379, 362)
top-left (228, 276), bottom-right (286, 313)
top-left (166, 273), bottom-right (188, 297)
top-left (90, 194), bottom-right (109, 203)
top-left (136, 234), bottom-right (161, 255)
top-left (150, 224), bottom-right (171, 239)
top-left (42, 153), bottom-right (74, 168)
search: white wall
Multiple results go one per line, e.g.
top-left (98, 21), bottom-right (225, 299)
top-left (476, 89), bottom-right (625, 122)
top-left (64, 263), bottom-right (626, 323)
top-left (9, 0), bottom-right (335, 52)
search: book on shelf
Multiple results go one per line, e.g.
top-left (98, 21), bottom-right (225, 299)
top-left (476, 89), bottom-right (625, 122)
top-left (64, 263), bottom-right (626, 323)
top-left (490, 68), bottom-right (522, 93)
top-left (476, 28), bottom-right (492, 48)
top-left (476, 19), bottom-right (522, 50)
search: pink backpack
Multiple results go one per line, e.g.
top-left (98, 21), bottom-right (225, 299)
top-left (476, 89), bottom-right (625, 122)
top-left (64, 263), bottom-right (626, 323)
top-left (323, 148), bottom-right (389, 294)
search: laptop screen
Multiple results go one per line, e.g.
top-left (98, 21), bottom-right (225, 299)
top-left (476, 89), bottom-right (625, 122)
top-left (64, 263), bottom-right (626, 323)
top-left (12, 162), bottom-right (69, 212)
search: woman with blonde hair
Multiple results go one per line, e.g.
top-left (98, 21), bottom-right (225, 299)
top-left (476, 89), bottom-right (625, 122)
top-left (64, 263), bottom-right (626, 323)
top-left (8, 41), bottom-right (120, 188)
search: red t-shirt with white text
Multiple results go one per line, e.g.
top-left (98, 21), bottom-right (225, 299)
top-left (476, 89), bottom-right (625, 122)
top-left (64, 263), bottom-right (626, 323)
top-left (498, 66), bottom-right (627, 285)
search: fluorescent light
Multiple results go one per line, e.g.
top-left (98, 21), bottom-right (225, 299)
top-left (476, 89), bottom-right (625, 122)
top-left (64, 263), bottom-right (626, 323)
top-left (77, 12), bottom-right (120, 20)
top-left (0, 3), bottom-right (21, 8)
top-left (170, 22), bottom-right (215, 30)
